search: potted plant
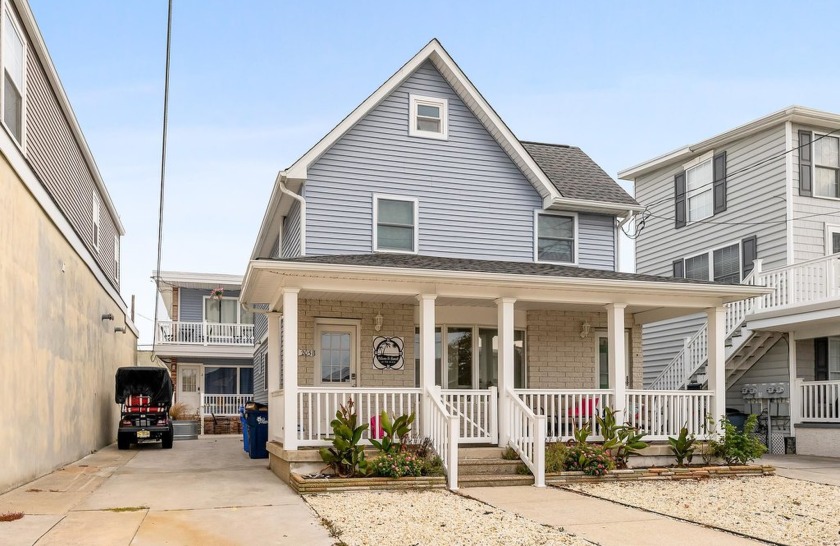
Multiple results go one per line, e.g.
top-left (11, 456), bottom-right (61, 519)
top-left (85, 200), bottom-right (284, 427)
top-left (209, 287), bottom-right (224, 300)
top-left (170, 402), bottom-right (199, 440)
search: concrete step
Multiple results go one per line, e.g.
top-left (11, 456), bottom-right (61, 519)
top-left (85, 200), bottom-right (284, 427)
top-left (458, 447), bottom-right (505, 460)
top-left (458, 474), bottom-right (534, 488)
top-left (458, 458), bottom-right (524, 475)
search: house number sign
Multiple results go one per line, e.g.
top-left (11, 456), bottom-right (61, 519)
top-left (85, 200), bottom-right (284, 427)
top-left (372, 336), bottom-right (404, 370)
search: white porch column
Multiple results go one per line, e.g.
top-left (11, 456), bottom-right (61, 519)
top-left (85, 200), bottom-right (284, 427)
top-left (282, 289), bottom-right (300, 450)
top-left (706, 306), bottom-right (727, 424)
top-left (606, 304), bottom-right (627, 419)
top-left (788, 332), bottom-right (799, 436)
top-left (497, 298), bottom-right (516, 446)
top-left (267, 312), bottom-right (281, 443)
top-left (418, 294), bottom-right (437, 438)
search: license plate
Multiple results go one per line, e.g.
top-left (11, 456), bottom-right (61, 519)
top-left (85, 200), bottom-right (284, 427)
top-left (137, 430), bottom-right (150, 439)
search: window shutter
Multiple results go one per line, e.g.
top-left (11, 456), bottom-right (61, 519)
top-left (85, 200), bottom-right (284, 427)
top-left (741, 235), bottom-right (758, 276)
top-left (674, 171), bottom-right (686, 228)
top-left (713, 151), bottom-right (727, 214)
top-left (815, 337), bottom-right (828, 381)
top-left (673, 259), bottom-right (685, 278)
top-left (799, 130), bottom-right (813, 197)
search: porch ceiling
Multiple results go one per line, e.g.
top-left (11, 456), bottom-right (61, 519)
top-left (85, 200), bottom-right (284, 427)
top-left (242, 259), bottom-right (771, 324)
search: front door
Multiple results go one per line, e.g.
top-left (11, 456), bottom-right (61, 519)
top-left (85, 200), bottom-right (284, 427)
top-left (315, 324), bottom-right (357, 386)
top-left (178, 364), bottom-right (201, 415)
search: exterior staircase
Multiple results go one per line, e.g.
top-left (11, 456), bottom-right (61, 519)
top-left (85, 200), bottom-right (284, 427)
top-left (724, 330), bottom-right (784, 387)
top-left (457, 447), bottom-right (534, 488)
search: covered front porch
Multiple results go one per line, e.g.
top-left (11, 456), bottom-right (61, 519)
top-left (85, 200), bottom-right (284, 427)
top-left (241, 255), bottom-right (769, 489)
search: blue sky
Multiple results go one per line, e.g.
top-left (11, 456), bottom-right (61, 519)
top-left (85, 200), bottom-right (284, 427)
top-left (29, 1), bottom-right (840, 345)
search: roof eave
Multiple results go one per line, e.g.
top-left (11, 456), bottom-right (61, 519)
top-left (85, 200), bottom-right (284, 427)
top-left (544, 196), bottom-right (643, 216)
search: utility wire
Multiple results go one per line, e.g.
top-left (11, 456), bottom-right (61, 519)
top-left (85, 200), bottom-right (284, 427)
top-left (152, 0), bottom-right (173, 358)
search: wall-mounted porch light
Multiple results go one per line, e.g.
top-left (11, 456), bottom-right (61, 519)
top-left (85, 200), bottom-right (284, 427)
top-left (579, 321), bottom-right (590, 338)
top-left (374, 312), bottom-right (384, 332)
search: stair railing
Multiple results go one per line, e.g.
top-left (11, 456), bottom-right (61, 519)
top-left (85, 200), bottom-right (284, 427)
top-left (426, 386), bottom-right (459, 490)
top-left (508, 390), bottom-right (545, 487)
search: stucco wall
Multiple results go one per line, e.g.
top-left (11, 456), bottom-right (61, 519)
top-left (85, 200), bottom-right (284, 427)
top-left (0, 155), bottom-right (137, 493)
top-left (795, 426), bottom-right (840, 457)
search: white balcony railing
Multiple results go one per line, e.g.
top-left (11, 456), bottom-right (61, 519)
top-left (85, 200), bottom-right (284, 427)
top-left (157, 321), bottom-right (255, 346)
top-left (515, 389), bottom-right (615, 442)
top-left (202, 393), bottom-right (254, 416)
top-left (752, 253), bottom-right (840, 312)
top-left (441, 388), bottom-right (497, 444)
top-left (799, 380), bottom-right (840, 423)
top-left (625, 390), bottom-right (713, 440)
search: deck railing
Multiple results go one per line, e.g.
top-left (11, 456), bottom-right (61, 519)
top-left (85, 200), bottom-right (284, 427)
top-left (753, 253), bottom-right (840, 311)
top-left (156, 320), bottom-right (255, 346)
top-left (515, 389), bottom-right (615, 442)
top-left (441, 388), bottom-right (497, 444)
top-left (296, 387), bottom-right (422, 446)
top-left (799, 380), bottom-right (840, 422)
top-left (508, 390), bottom-right (545, 487)
top-left (202, 393), bottom-right (254, 416)
top-left (624, 390), bottom-right (713, 440)
top-left (427, 387), bottom-right (459, 490)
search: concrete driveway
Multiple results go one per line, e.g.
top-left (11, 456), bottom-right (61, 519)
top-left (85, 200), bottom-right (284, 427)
top-left (761, 454), bottom-right (840, 486)
top-left (0, 436), bottom-right (333, 546)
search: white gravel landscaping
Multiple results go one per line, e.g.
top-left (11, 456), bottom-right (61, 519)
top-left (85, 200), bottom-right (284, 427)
top-left (305, 489), bottom-right (589, 546)
top-left (567, 475), bottom-right (840, 546)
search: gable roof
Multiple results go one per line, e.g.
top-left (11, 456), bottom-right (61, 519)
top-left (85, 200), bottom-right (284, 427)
top-left (522, 142), bottom-right (638, 207)
top-left (618, 105), bottom-right (840, 180)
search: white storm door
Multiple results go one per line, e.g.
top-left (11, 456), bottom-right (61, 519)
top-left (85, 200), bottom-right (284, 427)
top-left (316, 325), bottom-right (357, 386)
top-left (178, 364), bottom-right (201, 415)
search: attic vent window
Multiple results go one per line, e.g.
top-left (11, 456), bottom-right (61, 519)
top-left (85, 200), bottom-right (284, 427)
top-left (409, 94), bottom-right (447, 140)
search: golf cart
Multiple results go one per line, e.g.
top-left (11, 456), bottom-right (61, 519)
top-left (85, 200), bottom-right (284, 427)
top-left (115, 366), bottom-right (174, 449)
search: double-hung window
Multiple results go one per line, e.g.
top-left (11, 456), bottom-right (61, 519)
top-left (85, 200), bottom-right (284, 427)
top-left (535, 212), bottom-right (576, 264)
top-left (686, 158), bottom-right (713, 222)
top-left (675, 239), bottom-right (751, 283)
top-left (205, 366), bottom-right (253, 395)
top-left (374, 195), bottom-right (418, 253)
top-left (814, 135), bottom-right (840, 199)
top-left (2, 6), bottom-right (24, 145)
top-left (408, 94), bottom-right (447, 140)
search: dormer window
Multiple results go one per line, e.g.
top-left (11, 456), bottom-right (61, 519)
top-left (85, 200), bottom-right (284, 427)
top-left (374, 194), bottom-right (418, 253)
top-left (409, 94), bottom-right (447, 140)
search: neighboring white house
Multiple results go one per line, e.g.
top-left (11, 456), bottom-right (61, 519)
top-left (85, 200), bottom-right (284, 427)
top-left (620, 106), bottom-right (840, 457)
top-left (238, 39), bottom-right (767, 489)
top-left (153, 271), bottom-right (255, 434)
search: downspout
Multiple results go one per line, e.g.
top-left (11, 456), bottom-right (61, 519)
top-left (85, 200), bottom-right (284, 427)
top-left (276, 171), bottom-right (307, 257)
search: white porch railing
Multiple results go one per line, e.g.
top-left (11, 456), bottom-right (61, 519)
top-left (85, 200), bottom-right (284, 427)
top-left (202, 393), bottom-right (254, 416)
top-left (753, 253), bottom-right (840, 311)
top-left (515, 389), bottom-right (615, 442)
top-left (624, 390), bottom-right (713, 440)
top-left (508, 391), bottom-right (545, 487)
top-left (156, 320), bottom-right (255, 346)
top-left (296, 387), bottom-right (422, 446)
top-left (427, 387), bottom-right (459, 490)
top-left (441, 388), bottom-right (498, 443)
top-left (799, 380), bottom-right (840, 422)
top-left (271, 390), bottom-right (284, 443)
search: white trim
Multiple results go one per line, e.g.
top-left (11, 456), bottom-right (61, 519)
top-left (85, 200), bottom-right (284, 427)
top-left (785, 121), bottom-right (794, 266)
top-left (1, 2), bottom-right (26, 151)
top-left (202, 294), bottom-right (252, 325)
top-left (373, 193), bottom-right (419, 254)
top-left (154, 270), bottom-right (243, 287)
top-left (811, 131), bottom-right (840, 200)
top-left (544, 196), bottom-right (644, 215)
top-left (825, 223), bottom-right (840, 255)
top-left (313, 318), bottom-right (360, 387)
top-left (408, 93), bottom-right (448, 140)
top-left (533, 210), bottom-right (578, 266)
top-left (680, 239), bottom-right (744, 282)
top-left (685, 155), bottom-right (713, 224)
top-left (681, 150), bottom-right (715, 171)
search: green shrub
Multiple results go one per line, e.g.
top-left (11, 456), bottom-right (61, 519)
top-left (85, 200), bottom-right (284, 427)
top-left (563, 444), bottom-right (613, 476)
top-left (596, 407), bottom-right (648, 468)
top-left (711, 414), bottom-right (767, 465)
top-left (370, 451), bottom-right (424, 478)
top-left (501, 446), bottom-right (520, 460)
top-left (668, 426), bottom-right (696, 467)
top-left (369, 411), bottom-right (415, 455)
top-left (403, 437), bottom-right (444, 477)
top-left (545, 442), bottom-right (567, 473)
top-left (319, 399), bottom-right (369, 477)
top-left (421, 455), bottom-right (445, 477)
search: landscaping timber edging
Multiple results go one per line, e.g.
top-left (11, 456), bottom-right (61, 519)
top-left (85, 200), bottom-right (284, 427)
top-left (291, 473), bottom-right (447, 494)
top-left (546, 465), bottom-right (776, 485)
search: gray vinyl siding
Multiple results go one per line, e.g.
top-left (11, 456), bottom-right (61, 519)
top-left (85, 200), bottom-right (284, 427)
top-left (635, 125), bottom-right (789, 277)
top-left (726, 338), bottom-right (789, 415)
top-left (790, 123), bottom-right (840, 262)
top-left (24, 32), bottom-right (120, 289)
top-left (253, 342), bottom-right (268, 405)
top-left (578, 213), bottom-right (615, 270)
top-left (796, 340), bottom-right (815, 381)
top-left (252, 304), bottom-right (268, 342)
top-left (179, 288), bottom-right (242, 322)
top-left (281, 199), bottom-right (302, 258)
top-left (305, 61), bottom-right (548, 263)
top-left (642, 314), bottom-right (706, 387)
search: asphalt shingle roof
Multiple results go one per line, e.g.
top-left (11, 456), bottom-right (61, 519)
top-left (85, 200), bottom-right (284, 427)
top-left (521, 141), bottom-right (639, 207)
top-left (268, 254), bottom-right (734, 286)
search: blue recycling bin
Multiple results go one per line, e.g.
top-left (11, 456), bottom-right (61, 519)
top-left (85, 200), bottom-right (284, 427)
top-left (245, 408), bottom-right (269, 459)
top-left (239, 406), bottom-right (249, 452)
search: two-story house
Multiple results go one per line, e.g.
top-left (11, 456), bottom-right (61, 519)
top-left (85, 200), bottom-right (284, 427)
top-left (621, 106), bottom-right (840, 457)
top-left (0, 0), bottom-right (138, 493)
top-left (239, 39), bottom-right (767, 489)
top-left (153, 271), bottom-right (256, 435)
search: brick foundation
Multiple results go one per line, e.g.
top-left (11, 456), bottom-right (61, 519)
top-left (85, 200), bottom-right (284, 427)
top-left (203, 415), bottom-right (243, 435)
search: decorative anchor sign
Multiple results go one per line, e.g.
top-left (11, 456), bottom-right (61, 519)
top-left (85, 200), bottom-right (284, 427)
top-left (372, 336), bottom-right (405, 371)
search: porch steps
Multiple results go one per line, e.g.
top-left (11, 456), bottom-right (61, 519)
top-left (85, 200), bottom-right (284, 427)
top-left (457, 447), bottom-right (534, 487)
